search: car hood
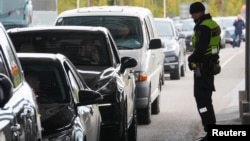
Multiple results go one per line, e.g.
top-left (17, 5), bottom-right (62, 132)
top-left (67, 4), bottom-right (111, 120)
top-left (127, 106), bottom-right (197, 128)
top-left (77, 67), bottom-right (120, 103)
top-left (159, 36), bottom-right (178, 52)
top-left (180, 31), bottom-right (193, 36)
top-left (159, 36), bottom-right (175, 43)
top-left (39, 103), bottom-right (75, 135)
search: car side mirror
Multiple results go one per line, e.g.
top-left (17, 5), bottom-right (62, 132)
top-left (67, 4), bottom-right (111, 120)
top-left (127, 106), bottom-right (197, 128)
top-left (0, 73), bottom-right (13, 108)
top-left (77, 89), bottom-right (103, 106)
top-left (149, 38), bottom-right (162, 49)
top-left (120, 57), bottom-right (137, 74)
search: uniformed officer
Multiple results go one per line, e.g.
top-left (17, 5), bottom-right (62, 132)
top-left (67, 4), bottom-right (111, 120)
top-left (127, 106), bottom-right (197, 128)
top-left (188, 2), bottom-right (221, 141)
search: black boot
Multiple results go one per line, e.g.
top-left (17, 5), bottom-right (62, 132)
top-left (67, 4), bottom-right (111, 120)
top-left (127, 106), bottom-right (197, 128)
top-left (199, 134), bottom-right (207, 141)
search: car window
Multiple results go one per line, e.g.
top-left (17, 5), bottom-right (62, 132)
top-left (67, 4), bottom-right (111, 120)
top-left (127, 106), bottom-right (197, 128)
top-left (143, 19), bottom-right (150, 46)
top-left (108, 34), bottom-right (120, 65)
top-left (10, 31), bottom-right (111, 66)
top-left (0, 52), bottom-right (8, 75)
top-left (23, 65), bottom-right (68, 104)
top-left (145, 16), bottom-right (154, 39)
top-left (0, 28), bottom-right (22, 87)
top-left (181, 20), bottom-right (194, 32)
top-left (155, 21), bottom-right (174, 37)
top-left (56, 16), bottom-right (143, 49)
top-left (63, 61), bottom-right (81, 103)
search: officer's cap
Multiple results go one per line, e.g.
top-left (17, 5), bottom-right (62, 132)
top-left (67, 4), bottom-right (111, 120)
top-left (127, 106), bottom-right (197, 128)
top-left (189, 2), bottom-right (205, 14)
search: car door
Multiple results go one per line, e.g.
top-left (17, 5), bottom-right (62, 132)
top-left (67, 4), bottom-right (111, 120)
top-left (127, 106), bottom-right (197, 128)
top-left (63, 60), bottom-right (101, 141)
top-left (0, 27), bottom-right (41, 141)
top-left (144, 16), bottom-right (163, 98)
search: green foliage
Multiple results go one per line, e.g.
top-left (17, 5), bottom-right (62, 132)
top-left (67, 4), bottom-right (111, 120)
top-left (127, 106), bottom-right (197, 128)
top-left (57, 0), bottom-right (245, 18)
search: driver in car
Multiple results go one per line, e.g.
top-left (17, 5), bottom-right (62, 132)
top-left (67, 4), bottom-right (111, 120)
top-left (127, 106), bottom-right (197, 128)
top-left (79, 39), bottom-right (99, 64)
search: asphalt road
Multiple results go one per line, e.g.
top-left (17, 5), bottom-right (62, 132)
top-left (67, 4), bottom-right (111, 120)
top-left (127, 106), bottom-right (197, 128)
top-left (137, 43), bottom-right (245, 141)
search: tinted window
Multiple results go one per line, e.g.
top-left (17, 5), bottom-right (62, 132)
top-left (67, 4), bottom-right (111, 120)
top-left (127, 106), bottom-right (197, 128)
top-left (23, 65), bottom-right (68, 104)
top-left (10, 31), bottom-right (111, 66)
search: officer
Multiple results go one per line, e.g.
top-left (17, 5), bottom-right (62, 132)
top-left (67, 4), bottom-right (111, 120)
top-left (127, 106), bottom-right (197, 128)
top-left (188, 2), bottom-right (221, 141)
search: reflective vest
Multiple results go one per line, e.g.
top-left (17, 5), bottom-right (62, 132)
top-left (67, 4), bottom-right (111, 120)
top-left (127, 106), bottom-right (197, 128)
top-left (192, 19), bottom-right (221, 56)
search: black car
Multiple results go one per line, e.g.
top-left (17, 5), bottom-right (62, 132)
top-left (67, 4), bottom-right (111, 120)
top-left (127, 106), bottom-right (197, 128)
top-left (17, 53), bottom-right (103, 141)
top-left (8, 26), bottom-right (138, 141)
top-left (0, 23), bottom-right (42, 140)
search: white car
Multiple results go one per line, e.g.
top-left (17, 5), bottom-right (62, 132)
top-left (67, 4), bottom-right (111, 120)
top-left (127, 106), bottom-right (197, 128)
top-left (55, 6), bottom-right (164, 125)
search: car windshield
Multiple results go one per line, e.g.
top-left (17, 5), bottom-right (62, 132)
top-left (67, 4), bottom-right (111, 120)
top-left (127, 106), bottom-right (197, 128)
top-left (56, 16), bottom-right (143, 49)
top-left (155, 20), bottom-right (174, 37)
top-left (0, 0), bottom-right (31, 27)
top-left (181, 20), bottom-right (194, 32)
top-left (10, 31), bottom-right (111, 66)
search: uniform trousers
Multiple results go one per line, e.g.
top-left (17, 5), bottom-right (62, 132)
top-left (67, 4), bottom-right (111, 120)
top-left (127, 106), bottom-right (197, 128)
top-left (194, 70), bottom-right (216, 132)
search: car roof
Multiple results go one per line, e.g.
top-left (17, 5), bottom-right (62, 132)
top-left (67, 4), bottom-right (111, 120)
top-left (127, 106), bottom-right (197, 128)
top-left (154, 17), bottom-right (173, 22)
top-left (57, 5), bottom-right (153, 18)
top-left (7, 25), bottom-right (110, 34)
top-left (17, 53), bottom-right (66, 63)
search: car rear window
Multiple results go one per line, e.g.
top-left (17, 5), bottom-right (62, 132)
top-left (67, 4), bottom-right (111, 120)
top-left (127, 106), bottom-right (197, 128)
top-left (10, 31), bottom-right (111, 66)
top-left (23, 65), bottom-right (69, 104)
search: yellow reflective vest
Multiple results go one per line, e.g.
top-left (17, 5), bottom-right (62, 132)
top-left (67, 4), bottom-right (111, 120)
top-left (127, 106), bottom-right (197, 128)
top-left (192, 19), bottom-right (221, 57)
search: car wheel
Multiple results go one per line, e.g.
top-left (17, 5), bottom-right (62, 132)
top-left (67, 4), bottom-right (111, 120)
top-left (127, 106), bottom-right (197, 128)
top-left (170, 67), bottom-right (180, 80)
top-left (151, 95), bottom-right (160, 114)
top-left (120, 99), bottom-right (128, 141)
top-left (161, 67), bottom-right (165, 85)
top-left (137, 88), bottom-right (151, 124)
top-left (128, 109), bottom-right (137, 141)
top-left (180, 65), bottom-right (185, 77)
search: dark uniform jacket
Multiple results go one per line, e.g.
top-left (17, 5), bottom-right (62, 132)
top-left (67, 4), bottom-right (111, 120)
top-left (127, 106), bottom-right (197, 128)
top-left (188, 13), bottom-right (218, 63)
top-left (188, 13), bottom-right (220, 91)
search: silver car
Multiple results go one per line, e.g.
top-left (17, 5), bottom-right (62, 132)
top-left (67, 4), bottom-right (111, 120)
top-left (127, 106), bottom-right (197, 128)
top-left (155, 18), bottom-right (187, 80)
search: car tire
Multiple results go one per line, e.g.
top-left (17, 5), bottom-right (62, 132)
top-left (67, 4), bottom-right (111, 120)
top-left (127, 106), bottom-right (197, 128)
top-left (128, 109), bottom-right (137, 141)
top-left (161, 67), bottom-right (165, 85)
top-left (151, 95), bottom-right (160, 114)
top-left (137, 89), bottom-right (151, 124)
top-left (170, 67), bottom-right (180, 80)
top-left (180, 65), bottom-right (185, 77)
top-left (120, 99), bottom-right (128, 141)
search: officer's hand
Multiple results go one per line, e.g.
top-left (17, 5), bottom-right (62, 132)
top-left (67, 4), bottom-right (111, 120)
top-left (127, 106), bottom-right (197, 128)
top-left (188, 62), bottom-right (194, 71)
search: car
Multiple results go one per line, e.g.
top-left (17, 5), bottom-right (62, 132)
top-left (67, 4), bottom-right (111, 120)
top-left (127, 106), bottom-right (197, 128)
top-left (17, 53), bottom-right (103, 141)
top-left (179, 18), bottom-right (195, 52)
top-left (213, 17), bottom-right (227, 49)
top-left (54, 5), bottom-right (164, 125)
top-left (7, 26), bottom-right (138, 141)
top-left (217, 16), bottom-right (245, 45)
top-left (154, 18), bottom-right (187, 80)
top-left (0, 23), bottom-right (42, 140)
